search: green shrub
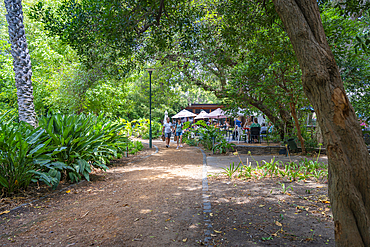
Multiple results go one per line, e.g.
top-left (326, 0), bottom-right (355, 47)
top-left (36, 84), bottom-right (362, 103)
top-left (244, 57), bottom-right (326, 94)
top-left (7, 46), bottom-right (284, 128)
top-left (0, 112), bottom-right (57, 194)
top-left (197, 123), bottom-right (223, 150)
top-left (212, 139), bottom-right (236, 154)
top-left (185, 138), bottom-right (198, 146)
top-left (38, 113), bottom-right (128, 185)
top-left (128, 140), bottom-right (144, 154)
top-left (0, 112), bottom-right (130, 195)
top-left (119, 118), bottom-right (162, 139)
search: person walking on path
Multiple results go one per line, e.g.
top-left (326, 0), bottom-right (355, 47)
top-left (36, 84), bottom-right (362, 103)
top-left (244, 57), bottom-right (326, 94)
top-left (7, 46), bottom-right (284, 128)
top-left (175, 118), bottom-right (184, 149)
top-left (163, 117), bottom-right (174, 148)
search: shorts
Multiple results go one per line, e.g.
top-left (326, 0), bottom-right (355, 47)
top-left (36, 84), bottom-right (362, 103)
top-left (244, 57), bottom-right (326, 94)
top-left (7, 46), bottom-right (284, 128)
top-left (176, 132), bottom-right (182, 136)
top-left (165, 132), bottom-right (171, 138)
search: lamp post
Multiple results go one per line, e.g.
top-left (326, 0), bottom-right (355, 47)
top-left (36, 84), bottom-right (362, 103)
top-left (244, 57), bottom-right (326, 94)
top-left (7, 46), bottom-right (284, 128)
top-left (146, 68), bottom-right (155, 148)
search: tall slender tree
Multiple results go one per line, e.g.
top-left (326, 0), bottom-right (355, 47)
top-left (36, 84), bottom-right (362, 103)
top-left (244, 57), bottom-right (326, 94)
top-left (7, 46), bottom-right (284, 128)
top-left (4, 0), bottom-right (37, 127)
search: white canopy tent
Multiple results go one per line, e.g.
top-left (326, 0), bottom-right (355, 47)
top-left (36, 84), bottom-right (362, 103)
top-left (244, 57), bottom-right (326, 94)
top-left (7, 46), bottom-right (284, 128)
top-left (194, 110), bottom-right (209, 120)
top-left (172, 109), bottom-right (197, 119)
top-left (204, 108), bottom-right (228, 119)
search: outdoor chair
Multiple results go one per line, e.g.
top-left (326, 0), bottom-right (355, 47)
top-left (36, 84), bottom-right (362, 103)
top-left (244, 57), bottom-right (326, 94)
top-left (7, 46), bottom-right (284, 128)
top-left (363, 131), bottom-right (370, 145)
top-left (232, 127), bottom-right (239, 141)
top-left (249, 127), bottom-right (261, 143)
top-left (287, 138), bottom-right (299, 153)
top-left (260, 129), bottom-right (267, 141)
top-left (238, 127), bottom-right (248, 144)
top-left (190, 132), bottom-right (195, 139)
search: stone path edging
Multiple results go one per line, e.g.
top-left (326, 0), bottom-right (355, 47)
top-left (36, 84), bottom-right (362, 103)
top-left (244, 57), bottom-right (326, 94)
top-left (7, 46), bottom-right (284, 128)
top-left (195, 147), bottom-right (213, 246)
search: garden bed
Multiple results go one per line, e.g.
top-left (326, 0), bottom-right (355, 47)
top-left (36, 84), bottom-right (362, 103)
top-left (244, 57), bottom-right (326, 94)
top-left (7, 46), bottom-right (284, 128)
top-left (0, 144), bottom-right (150, 214)
top-left (207, 175), bottom-right (334, 246)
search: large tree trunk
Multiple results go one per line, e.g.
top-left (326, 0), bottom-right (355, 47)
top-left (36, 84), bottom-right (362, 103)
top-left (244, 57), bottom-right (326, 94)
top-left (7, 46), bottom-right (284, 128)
top-left (4, 0), bottom-right (37, 127)
top-left (272, 0), bottom-right (370, 246)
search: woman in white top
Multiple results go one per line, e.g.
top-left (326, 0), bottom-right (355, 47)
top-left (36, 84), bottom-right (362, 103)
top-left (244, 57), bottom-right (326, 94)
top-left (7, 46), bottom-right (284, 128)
top-left (162, 117), bottom-right (174, 148)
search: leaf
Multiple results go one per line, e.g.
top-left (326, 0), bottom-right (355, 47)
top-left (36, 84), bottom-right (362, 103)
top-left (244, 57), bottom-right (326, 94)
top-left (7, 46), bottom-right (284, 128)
top-left (182, 238), bottom-right (187, 242)
top-left (214, 230), bottom-right (222, 233)
top-left (0, 210), bottom-right (10, 215)
top-left (83, 170), bottom-right (90, 181)
top-left (66, 190), bottom-right (71, 194)
top-left (275, 221), bottom-right (282, 227)
top-left (0, 176), bottom-right (8, 188)
top-left (259, 205), bottom-right (265, 207)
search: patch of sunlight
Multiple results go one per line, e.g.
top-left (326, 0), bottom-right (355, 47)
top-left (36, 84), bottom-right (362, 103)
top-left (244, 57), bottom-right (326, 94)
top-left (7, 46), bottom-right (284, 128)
top-left (140, 209), bottom-right (153, 214)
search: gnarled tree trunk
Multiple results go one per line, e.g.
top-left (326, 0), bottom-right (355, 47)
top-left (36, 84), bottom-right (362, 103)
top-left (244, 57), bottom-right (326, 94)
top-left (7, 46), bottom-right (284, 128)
top-left (272, 0), bottom-right (370, 246)
top-left (5, 0), bottom-right (37, 127)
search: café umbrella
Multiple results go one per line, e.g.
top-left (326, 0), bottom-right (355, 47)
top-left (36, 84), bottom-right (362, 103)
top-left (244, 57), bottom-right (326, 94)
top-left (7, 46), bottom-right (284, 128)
top-left (194, 110), bottom-right (209, 120)
top-left (172, 109), bottom-right (197, 119)
top-left (204, 108), bottom-right (228, 119)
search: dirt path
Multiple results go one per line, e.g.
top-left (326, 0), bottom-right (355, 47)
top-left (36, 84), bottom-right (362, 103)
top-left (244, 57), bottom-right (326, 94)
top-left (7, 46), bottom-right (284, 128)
top-left (0, 140), bottom-right (335, 247)
top-left (0, 141), bottom-right (206, 246)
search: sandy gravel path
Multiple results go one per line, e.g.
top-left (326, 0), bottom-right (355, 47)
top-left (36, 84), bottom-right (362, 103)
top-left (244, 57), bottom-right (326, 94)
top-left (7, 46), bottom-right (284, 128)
top-left (0, 140), bottom-right (206, 247)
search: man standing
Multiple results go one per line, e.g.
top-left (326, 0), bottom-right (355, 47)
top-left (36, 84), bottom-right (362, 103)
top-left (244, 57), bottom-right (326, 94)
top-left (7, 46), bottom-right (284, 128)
top-left (233, 118), bottom-right (242, 140)
top-left (162, 117), bottom-right (174, 148)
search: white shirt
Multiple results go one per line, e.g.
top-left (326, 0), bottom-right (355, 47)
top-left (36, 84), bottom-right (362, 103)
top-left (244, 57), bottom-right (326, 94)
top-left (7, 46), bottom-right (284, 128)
top-left (163, 122), bottom-right (173, 133)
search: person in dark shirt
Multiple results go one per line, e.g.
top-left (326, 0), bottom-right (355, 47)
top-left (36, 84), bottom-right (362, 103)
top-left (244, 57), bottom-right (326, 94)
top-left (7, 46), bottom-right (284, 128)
top-left (250, 118), bottom-right (261, 128)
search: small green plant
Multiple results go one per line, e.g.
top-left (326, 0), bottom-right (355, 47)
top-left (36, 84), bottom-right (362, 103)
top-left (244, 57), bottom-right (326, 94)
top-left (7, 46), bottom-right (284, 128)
top-left (277, 182), bottom-right (294, 194)
top-left (128, 140), bottom-right (144, 154)
top-left (241, 165), bottom-right (253, 178)
top-left (261, 236), bottom-right (273, 241)
top-left (286, 162), bottom-right (301, 181)
top-left (260, 157), bottom-right (281, 178)
top-left (222, 162), bottom-right (241, 179)
top-left (185, 138), bottom-right (198, 146)
top-left (208, 173), bottom-right (220, 178)
top-left (212, 139), bottom-right (236, 154)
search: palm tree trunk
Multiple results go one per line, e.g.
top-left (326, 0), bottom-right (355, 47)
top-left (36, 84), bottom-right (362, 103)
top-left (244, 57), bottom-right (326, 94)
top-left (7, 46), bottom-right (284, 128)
top-left (4, 0), bottom-right (37, 127)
